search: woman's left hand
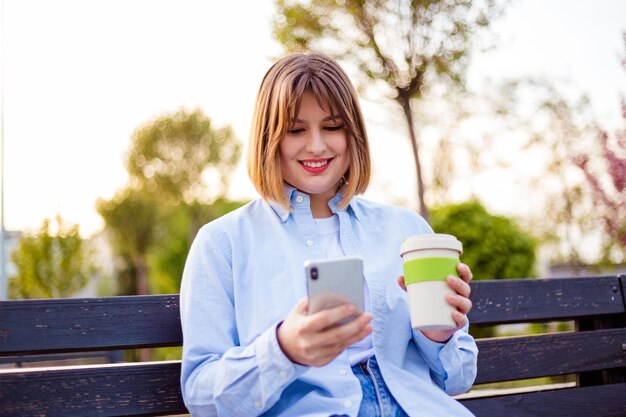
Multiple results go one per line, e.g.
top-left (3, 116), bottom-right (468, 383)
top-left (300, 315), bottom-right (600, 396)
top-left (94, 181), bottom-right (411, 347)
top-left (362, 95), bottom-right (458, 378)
top-left (397, 263), bottom-right (473, 343)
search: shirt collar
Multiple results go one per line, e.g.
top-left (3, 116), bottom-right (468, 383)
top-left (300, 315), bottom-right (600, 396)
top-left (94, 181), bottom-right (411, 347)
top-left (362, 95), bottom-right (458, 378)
top-left (268, 183), bottom-right (360, 223)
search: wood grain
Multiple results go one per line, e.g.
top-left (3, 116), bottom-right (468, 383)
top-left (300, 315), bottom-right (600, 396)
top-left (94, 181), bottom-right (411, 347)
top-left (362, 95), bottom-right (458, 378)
top-left (461, 383), bottom-right (626, 417)
top-left (0, 362), bottom-right (187, 417)
top-left (0, 295), bottom-right (182, 355)
top-left (469, 276), bottom-right (624, 325)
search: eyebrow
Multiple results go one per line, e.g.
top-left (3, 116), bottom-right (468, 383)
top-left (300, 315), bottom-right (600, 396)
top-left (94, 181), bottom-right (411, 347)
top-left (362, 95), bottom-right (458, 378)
top-left (293, 116), bottom-right (342, 123)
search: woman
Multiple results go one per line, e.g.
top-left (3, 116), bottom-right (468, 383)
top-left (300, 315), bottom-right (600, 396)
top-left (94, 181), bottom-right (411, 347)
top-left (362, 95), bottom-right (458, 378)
top-left (180, 52), bottom-right (477, 417)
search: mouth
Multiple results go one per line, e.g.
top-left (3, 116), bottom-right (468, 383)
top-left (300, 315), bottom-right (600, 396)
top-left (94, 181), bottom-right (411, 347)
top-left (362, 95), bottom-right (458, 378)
top-left (300, 158), bottom-right (333, 173)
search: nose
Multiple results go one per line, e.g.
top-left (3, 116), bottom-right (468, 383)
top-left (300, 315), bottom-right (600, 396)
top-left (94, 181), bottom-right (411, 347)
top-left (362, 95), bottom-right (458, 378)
top-left (305, 128), bottom-right (327, 155)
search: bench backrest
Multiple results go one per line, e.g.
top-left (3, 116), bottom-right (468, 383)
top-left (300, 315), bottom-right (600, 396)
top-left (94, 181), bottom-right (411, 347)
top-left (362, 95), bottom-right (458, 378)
top-left (1, 275), bottom-right (625, 417)
top-left (462, 275), bottom-right (626, 417)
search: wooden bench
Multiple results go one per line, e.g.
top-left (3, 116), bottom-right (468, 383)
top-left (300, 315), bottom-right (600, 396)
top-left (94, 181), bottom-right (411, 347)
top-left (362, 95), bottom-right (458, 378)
top-left (1, 275), bottom-right (625, 416)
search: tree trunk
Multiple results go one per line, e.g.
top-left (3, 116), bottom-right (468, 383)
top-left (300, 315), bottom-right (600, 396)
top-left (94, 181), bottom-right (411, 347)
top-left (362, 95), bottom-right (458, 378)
top-left (397, 94), bottom-right (430, 222)
top-left (189, 204), bottom-right (202, 246)
top-left (135, 254), bottom-right (149, 296)
top-left (134, 253), bottom-right (151, 362)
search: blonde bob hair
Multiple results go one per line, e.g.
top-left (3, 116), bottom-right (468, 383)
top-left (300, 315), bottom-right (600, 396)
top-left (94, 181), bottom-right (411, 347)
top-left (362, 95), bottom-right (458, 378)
top-left (247, 52), bottom-right (371, 210)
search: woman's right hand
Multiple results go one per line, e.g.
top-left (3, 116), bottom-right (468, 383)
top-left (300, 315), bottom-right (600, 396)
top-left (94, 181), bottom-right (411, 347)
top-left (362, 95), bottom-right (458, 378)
top-left (276, 298), bottom-right (373, 367)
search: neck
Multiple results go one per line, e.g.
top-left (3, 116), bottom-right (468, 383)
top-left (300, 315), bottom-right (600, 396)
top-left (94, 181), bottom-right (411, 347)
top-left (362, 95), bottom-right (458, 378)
top-left (310, 196), bottom-right (333, 218)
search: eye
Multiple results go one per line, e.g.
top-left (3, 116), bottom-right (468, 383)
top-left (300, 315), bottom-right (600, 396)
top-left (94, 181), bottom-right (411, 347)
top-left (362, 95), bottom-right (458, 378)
top-left (287, 127), bottom-right (305, 134)
top-left (324, 125), bottom-right (344, 132)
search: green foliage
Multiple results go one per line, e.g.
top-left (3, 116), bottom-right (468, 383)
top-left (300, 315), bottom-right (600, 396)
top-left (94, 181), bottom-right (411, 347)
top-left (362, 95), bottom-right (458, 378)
top-left (125, 108), bottom-right (241, 204)
top-left (430, 201), bottom-right (537, 280)
top-left (148, 198), bottom-right (247, 295)
top-left (96, 187), bottom-right (161, 295)
top-left (97, 187), bottom-right (162, 259)
top-left (9, 215), bottom-right (96, 299)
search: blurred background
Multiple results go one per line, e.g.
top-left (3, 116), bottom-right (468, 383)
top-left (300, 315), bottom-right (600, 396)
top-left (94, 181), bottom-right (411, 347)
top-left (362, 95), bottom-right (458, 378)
top-left (1, 0), bottom-right (624, 307)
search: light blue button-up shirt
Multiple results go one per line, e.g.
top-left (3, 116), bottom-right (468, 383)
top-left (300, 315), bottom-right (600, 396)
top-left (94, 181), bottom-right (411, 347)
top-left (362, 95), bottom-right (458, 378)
top-left (180, 187), bottom-right (477, 417)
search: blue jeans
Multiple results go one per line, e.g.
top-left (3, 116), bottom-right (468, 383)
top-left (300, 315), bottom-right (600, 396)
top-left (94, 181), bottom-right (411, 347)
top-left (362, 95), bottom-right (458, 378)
top-left (332, 356), bottom-right (408, 417)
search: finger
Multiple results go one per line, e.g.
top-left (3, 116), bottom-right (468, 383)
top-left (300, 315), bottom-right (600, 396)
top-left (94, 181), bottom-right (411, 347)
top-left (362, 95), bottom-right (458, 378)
top-left (342, 321), bottom-right (373, 346)
top-left (456, 263), bottom-right (473, 283)
top-left (295, 297), bottom-right (309, 314)
top-left (447, 275), bottom-right (471, 298)
top-left (397, 276), bottom-right (407, 292)
top-left (318, 317), bottom-right (373, 354)
top-left (322, 312), bottom-right (372, 346)
top-left (446, 293), bottom-right (473, 315)
top-left (328, 324), bottom-right (373, 354)
top-left (451, 310), bottom-right (468, 328)
top-left (308, 303), bottom-right (358, 331)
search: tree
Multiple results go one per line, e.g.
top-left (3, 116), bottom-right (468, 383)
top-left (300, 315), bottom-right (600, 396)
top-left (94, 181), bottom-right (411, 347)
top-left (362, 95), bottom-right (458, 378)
top-left (98, 108), bottom-right (243, 296)
top-left (9, 215), bottom-right (96, 299)
top-left (573, 109), bottom-right (626, 255)
top-left (126, 108), bottom-right (240, 205)
top-left (273, 0), bottom-right (505, 220)
top-left (572, 34), bottom-right (626, 258)
top-left (493, 78), bottom-right (598, 265)
top-left (125, 108), bottom-right (241, 241)
top-left (430, 200), bottom-right (536, 280)
top-left (96, 187), bottom-right (161, 295)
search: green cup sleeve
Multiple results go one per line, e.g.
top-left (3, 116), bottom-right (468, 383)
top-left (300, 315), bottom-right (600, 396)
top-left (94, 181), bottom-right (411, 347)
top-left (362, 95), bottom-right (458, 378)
top-left (403, 257), bottom-right (459, 285)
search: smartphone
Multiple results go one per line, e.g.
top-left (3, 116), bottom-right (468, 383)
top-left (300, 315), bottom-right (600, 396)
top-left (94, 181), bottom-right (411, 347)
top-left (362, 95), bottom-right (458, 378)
top-left (305, 256), bottom-right (365, 322)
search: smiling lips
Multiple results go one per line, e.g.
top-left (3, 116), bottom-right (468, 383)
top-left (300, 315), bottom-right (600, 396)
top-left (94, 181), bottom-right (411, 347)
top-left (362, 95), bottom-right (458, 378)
top-left (300, 158), bottom-right (333, 173)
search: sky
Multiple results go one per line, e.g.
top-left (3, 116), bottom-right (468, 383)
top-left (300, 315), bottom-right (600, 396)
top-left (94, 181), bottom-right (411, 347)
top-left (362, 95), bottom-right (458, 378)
top-left (1, 0), bottom-right (625, 237)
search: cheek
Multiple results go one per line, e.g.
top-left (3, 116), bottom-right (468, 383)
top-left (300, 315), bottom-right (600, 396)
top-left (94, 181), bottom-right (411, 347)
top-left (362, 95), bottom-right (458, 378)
top-left (279, 139), bottom-right (298, 160)
top-left (336, 139), bottom-right (351, 165)
top-left (332, 134), bottom-right (349, 155)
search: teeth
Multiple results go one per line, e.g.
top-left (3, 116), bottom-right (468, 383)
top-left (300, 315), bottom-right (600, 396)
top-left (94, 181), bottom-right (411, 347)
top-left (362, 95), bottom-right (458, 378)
top-left (302, 160), bottom-right (328, 168)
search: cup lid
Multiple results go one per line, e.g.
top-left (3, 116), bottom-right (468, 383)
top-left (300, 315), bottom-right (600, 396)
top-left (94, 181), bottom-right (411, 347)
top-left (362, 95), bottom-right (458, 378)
top-left (400, 233), bottom-right (463, 256)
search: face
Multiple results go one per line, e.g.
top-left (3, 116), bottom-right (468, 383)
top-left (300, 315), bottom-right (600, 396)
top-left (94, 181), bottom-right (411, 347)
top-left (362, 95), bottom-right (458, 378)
top-left (279, 91), bottom-right (351, 206)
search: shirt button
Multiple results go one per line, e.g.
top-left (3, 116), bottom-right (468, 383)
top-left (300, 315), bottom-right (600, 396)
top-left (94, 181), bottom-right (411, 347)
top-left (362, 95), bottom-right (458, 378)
top-left (254, 401), bottom-right (262, 409)
top-left (296, 195), bottom-right (304, 203)
top-left (279, 370), bottom-right (288, 378)
top-left (344, 400), bottom-right (352, 408)
top-left (339, 369), bottom-right (348, 375)
top-left (306, 240), bottom-right (314, 246)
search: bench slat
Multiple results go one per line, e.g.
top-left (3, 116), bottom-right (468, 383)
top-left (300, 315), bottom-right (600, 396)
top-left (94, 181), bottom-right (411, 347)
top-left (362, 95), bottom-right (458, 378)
top-left (0, 295), bottom-right (182, 356)
top-left (474, 328), bottom-right (626, 384)
top-left (0, 362), bottom-right (188, 417)
top-left (460, 383), bottom-right (626, 416)
top-left (468, 276), bottom-right (624, 325)
top-left (1, 276), bottom-right (623, 356)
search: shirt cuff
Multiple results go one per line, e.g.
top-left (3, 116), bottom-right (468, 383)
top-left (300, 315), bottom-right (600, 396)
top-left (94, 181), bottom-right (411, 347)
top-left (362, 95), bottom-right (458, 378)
top-left (255, 320), bottom-right (309, 390)
top-left (413, 329), bottom-right (447, 376)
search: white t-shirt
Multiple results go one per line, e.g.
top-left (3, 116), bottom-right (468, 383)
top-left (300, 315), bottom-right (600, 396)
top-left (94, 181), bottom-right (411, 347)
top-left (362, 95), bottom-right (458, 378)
top-left (313, 215), bottom-right (374, 365)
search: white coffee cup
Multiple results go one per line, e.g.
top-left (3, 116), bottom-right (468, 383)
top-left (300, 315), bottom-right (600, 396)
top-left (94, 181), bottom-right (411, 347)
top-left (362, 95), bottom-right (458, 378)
top-left (400, 234), bottom-right (463, 330)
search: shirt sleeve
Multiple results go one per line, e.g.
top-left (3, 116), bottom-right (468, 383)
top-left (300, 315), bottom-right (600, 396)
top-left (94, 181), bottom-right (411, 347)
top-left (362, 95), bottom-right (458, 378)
top-left (412, 323), bottom-right (478, 396)
top-left (179, 225), bottom-right (308, 417)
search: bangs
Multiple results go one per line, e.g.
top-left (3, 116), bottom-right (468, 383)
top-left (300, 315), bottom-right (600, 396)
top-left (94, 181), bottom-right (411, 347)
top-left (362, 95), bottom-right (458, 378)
top-left (287, 73), bottom-right (345, 127)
